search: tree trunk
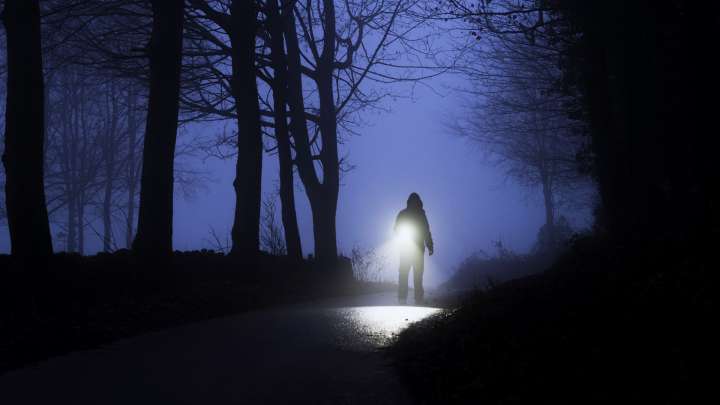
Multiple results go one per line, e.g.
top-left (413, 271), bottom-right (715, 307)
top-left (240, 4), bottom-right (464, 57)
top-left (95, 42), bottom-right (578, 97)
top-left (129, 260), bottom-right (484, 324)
top-left (313, 60), bottom-right (341, 264)
top-left (102, 179), bottom-right (113, 251)
top-left (540, 171), bottom-right (556, 250)
top-left (310, 194), bottom-right (338, 265)
top-left (283, 3), bottom-right (339, 266)
top-left (77, 192), bottom-right (85, 255)
top-left (228, 0), bottom-right (263, 257)
top-left (66, 194), bottom-right (76, 252)
top-left (102, 82), bottom-right (119, 252)
top-left (0, 0), bottom-right (53, 258)
top-left (268, 0), bottom-right (302, 261)
top-left (132, 0), bottom-right (185, 256)
top-left (126, 85), bottom-right (138, 249)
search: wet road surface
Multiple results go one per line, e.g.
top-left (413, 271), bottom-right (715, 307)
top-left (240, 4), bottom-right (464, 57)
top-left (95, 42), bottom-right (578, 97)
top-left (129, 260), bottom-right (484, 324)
top-left (0, 292), bottom-right (442, 404)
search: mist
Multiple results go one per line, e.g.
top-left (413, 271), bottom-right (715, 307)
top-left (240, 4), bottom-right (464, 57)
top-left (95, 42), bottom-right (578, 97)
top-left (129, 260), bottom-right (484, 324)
top-left (2, 1), bottom-right (711, 403)
top-left (0, 76), bottom-right (581, 287)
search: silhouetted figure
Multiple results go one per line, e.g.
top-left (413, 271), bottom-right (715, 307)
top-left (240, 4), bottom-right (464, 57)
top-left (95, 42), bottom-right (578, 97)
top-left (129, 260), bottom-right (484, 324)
top-left (394, 193), bottom-right (434, 304)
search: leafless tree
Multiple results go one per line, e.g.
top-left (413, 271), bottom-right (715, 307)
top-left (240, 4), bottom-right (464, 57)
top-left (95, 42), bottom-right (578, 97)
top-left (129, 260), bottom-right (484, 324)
top-left (132, 0), bottom-right (185, 256)
top-left (44, 67), bottom-right (106, 254)
top-left (285, 0), bottom-right (441, 266)
top-left (0, 40), bottom-right (6, 227)
top-left (448, 0), bottom-right (591, 249)
top-left (265, 0), bottom-right (302, 261)
top-left (47, 1), bottom-right (204, 253)
top-left (183, 0), bottom-right (265, 257)
top-left (260, 191), bottom-right (287, 256)
top-left (183, 0), bottom-right (443, 265)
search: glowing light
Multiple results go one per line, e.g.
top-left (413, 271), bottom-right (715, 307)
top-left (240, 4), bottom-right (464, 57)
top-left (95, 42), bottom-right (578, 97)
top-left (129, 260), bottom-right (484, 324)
top-left (395, 223), bottom-right (419, 254)
top-left (397, 223), bottom-right (416, 241)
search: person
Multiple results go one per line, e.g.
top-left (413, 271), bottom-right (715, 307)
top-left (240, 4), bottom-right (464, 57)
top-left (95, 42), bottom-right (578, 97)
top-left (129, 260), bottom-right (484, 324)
top-left (394, 192), bottom-right (434, 304)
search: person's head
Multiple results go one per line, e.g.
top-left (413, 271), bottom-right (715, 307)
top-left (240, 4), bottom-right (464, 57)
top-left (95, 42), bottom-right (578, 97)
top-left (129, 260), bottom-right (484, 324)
top-left (407, 192), bottom-right (423, 210)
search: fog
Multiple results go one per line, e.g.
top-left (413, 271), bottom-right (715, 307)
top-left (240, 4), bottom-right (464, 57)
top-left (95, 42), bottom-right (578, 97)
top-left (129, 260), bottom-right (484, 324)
top-left (1, 75), bottom-right (591, 287)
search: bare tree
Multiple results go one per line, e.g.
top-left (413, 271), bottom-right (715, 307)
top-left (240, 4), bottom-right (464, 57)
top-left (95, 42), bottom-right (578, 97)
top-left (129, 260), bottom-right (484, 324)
top-left (122, 82), bottom-right (143, 249)
top-left (260, 192), bottom-right (287, 256)
top-left (184, 0), bottom-right (441, 265)
top-left (183, 0), bottom-right (265, 257)
top-left (45, 1), bottom-right (205, 253)
top-left (449, 0), bottom-right (591, 250)
top-left (132, 0), bottom-right (185, 256)
top-left (44, 68), bottom-right (106, 254)
top-left (1, 0), bottom-right (53, 258)
top-left (266, 0), bottom-right (302, 261)
top-left (184, 0), bottom-right (309, 261)
top-left (285, 0), bottom-right (432, 266)
top-left (0, 40), bottom-right (6, 228)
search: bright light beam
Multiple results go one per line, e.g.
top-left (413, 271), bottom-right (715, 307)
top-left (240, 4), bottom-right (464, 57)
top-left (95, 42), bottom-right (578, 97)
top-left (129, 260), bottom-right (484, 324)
top-left (395, 223), bottom-right (419, 255)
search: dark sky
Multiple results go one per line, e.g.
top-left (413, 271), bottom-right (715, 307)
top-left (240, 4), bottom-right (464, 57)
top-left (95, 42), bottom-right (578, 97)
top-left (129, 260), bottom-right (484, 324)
top-left (0, 75), bottom-right (590, 285)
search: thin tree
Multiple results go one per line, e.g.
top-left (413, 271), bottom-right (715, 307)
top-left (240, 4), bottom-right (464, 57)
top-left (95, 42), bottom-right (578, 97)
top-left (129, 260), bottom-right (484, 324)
top-left (266, 0), bottom-right (302, 261)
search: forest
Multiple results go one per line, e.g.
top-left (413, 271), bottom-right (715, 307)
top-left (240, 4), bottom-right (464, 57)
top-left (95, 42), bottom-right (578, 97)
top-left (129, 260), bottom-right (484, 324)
top-left (0, 0), bottom-right (716, 404)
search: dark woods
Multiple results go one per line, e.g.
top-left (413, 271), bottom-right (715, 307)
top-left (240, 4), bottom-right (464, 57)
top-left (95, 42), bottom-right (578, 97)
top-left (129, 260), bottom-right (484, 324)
top-left (1, 0), bottom-right (414, 267)
top-left (0, 1), bottom-right (717, 269)
top-left (0, 0), bottom-right (717, 401)
top-left (563, 1), bottom-right (719, 247)
top-left (389, 1), bottom-right (719, 403)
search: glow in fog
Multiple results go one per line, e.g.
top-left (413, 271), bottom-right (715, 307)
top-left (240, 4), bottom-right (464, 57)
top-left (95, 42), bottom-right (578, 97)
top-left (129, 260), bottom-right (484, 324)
top-left (394, 223), bottom-right (420, 254)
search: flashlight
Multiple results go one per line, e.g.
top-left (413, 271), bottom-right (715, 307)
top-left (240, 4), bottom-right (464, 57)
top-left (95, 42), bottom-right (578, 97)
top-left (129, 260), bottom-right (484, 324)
top-left (395, 223), bottom-right (418, 254)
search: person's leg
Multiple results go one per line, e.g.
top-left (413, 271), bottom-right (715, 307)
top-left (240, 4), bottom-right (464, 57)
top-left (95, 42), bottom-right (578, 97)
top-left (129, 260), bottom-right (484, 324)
top-left (398, 256), bottom-right (410, 303)
top-left (413, 253), bottom-right (425, 303)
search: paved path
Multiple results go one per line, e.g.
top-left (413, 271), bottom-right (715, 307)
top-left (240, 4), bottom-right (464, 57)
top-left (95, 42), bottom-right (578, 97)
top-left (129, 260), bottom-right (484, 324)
top-left (0, 292), bottom-right (442, 404)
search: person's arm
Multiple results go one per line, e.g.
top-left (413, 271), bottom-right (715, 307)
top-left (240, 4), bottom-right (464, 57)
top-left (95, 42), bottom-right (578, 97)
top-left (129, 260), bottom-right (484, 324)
top-left (424, 213), bottom-right (434, 255)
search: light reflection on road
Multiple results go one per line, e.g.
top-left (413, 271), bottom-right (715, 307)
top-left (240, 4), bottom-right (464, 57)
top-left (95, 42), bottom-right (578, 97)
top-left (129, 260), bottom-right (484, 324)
top-left (332, 306), bottom-right (442, 348)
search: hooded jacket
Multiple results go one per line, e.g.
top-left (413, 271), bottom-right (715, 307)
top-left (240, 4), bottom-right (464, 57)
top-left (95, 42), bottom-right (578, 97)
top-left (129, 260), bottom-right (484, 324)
top-left (394, 193), bottom-right (434, 253)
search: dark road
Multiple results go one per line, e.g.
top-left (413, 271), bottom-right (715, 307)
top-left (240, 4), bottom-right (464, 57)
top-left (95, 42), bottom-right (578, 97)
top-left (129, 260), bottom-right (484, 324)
top-left (0, 293), bottom-right (442, 404)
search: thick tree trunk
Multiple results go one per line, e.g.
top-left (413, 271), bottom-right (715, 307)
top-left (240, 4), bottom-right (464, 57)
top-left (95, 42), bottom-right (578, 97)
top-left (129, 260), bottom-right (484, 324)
top-left (0, 0), bottom-right (53, 258)
top-left (126, 85), bottom-right (138, 249)
top-left (312, 73), bottom-right (340, 265)
top-left (268, 0), bottom-right (302, 261)
top-left (132, 0), bottom-right (184, 256)
top-left (309, 194), bottom-right (338, 264)
top-left (310, 0), bottom-right (342, 265)
top-left (228, 0), bottom-right (263, 257)
top-left (283, 3), bottom-right (339, 266)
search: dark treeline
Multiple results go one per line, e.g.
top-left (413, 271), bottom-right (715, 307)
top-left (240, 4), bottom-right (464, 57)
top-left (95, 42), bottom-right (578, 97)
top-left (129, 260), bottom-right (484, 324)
top-left (0, 0), bottom-right (716, 400)
top-left (446, 0), bottom-right (719, 252)
top-left (1, 0), bottom-right (429, 267)
top-left (3, 0), bottom-right (716, 266)
top-left (562, 1), bottom-right (719, 248)
top-left (391, 1), bottom-right (718, 403)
